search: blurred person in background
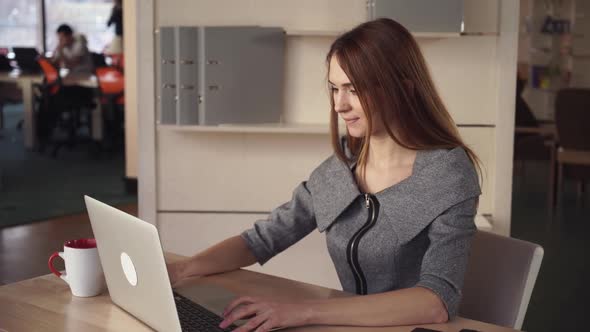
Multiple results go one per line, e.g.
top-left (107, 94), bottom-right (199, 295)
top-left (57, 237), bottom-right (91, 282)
top-left (105, 0), bottom-right (123, 55)
top-left (52, 23), bottom-right (93, 75)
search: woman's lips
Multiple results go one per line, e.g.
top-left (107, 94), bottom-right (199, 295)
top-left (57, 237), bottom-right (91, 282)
top-left (343, 117), bottom-right (359, 125)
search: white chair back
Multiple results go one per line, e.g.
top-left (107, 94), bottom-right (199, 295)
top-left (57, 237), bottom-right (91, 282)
top-left (459, 231), bottom-right (544, 329)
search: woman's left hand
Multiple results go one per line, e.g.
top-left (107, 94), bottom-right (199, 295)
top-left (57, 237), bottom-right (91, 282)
top-left (219, 296), bottom-right (311, 331)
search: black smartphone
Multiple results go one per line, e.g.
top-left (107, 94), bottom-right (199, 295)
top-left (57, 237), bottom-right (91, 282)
top-left (411, 328), bottom-right (442, 332)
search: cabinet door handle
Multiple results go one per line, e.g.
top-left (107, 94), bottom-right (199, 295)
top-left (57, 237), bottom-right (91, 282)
top-left (162, 59), bottom-right (176, 64)
top-left (207, 60), bottom-right (220, 65)
top-left (162, 83), bottom-right (176, 89)
top-left (208, 85), bottom-right (220, 91)
top-left (180, 59), bottom-right (194, 65)
top-left (180, 84), bottom-right (194, 90)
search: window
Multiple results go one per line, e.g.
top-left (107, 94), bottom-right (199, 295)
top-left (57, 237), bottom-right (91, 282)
top-left (0, 0), bottom-right (42, 50)
top-left (45, 0), bottom-right (114, 53)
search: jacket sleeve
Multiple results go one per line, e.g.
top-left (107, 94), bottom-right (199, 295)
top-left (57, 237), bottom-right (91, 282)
top-left (240, 181), bottom-right (316, 265)
top-left (414, 196), bottom-right (478, 319)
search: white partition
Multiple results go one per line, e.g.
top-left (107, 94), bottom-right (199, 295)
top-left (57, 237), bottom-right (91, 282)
top-left (158, 212), bottom-right (342, 289)
top-left (134, 0), bottom-right (519, 288)
top-left (282, 36), bottom-right (334, 124)
top-left (420, 37), bottom-right (499, 125)
top-left (157, 127), bottom-right (495, 214)
top-left (157, 132), bottom-right (333, 211)
top-left (459, 127), bottom-right (495, 214)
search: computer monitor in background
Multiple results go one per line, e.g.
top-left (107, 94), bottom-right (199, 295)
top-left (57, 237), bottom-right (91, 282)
top-left (12, 47), bottom-right (41, 73)
top-left (0, 54), bottom-right (12, 72)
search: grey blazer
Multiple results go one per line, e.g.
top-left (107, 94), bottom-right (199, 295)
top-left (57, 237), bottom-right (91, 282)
top-left (241, 147), bottom-right (481, 318)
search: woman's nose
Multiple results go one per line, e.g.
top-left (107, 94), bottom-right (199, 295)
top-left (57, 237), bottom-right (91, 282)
top-left (334, 92), bottom-right (350, 112)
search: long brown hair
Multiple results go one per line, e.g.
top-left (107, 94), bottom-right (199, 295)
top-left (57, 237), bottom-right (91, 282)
top-left (327, 18), bottom-right (481, 179)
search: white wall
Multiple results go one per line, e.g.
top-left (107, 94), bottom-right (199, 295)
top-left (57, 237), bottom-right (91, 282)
top-left (133, 0), bottom-right (519, 288)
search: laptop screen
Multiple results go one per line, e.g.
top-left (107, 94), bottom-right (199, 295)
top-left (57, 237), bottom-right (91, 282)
top-left (12, 47), bottom-right (41, 72)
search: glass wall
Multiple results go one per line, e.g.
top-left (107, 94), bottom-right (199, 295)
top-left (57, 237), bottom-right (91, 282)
top-left (0, 0), bottom-right (42, 50)
top-left (0, 0), bottom-right (114, 54)
top-left (45, 0), bottom-right (113, 53)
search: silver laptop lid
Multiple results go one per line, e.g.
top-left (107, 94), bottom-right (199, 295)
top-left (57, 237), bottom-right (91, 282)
top-left (84, 195), bottom-right (182, 332)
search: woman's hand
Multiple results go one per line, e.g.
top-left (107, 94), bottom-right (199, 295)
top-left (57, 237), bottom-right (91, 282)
top-left (219, 296), bottom-right (312, 332)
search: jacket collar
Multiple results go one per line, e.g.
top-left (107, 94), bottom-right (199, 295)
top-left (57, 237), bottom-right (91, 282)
top-left (310, 155), bottom-right (360, 232)
top-left (311, 148), bottom-right (481, 239)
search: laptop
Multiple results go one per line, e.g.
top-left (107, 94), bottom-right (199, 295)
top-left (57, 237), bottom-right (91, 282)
top-left (12, 47), bottom-right (41, 73)
top-left (84, 196), bottom-right (243, 332)
top-left (0, 54), bottom-right (12, 72)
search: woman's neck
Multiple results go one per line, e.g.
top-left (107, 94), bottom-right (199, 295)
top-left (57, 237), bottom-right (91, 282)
top-left (366, 133), bottom-right (415, 169)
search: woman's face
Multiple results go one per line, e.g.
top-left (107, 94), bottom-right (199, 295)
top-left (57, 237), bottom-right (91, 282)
top-left (328, 56), bottom-right (368, 138)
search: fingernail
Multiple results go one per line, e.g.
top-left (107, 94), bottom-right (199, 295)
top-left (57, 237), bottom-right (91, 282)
top-left (219, 321), bottom-right (226, 328)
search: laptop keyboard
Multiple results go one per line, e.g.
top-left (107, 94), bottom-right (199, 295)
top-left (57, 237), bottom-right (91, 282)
top-left (173, 292), bottom-right (238, 332)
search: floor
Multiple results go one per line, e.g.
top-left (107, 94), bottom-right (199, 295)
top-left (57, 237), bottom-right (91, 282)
top-left (511, 160), bottom-right (589, 332)
top-left (0, 104), bottom-right (136, 228)
top-left (0, 204), bottom-right (137, 285)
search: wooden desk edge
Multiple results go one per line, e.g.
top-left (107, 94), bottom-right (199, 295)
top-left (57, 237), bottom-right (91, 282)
top-left (0, 252), bottom-right (519, 332)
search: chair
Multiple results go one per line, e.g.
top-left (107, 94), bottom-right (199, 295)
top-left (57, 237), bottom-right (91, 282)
top-left (459, 231), bottom-right (544, 330)
top-left (555, 88), bottom-right (590, 203)
top-left (91, 52), bottom-right (107, 68)
top-left (36, 57), bottom-right (96, 157)
top-left (95, 66), bottom-right (125, 151)
top-left (108, 53), bottom-right (124, 70)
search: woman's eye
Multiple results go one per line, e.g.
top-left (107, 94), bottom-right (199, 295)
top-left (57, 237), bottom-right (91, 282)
top-left (331, 87), bottom-right (338, 93)
top-left (350, 90), bottom-right (357, 95)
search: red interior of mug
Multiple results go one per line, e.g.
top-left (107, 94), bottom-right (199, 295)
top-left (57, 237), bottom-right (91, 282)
top-left (64, 238), bottom-right (97, 249)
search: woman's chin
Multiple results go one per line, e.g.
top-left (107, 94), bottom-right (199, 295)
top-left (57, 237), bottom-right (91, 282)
top-left (346, 128), bottom-right (366, 138)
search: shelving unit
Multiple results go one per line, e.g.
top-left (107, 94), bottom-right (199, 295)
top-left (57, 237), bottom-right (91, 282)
top-left (157, 123), bottom-right (334, 134)
top-left (285, 30), bottom-right (341, 37)
top-left (285, 29), bottom-right (462, 39)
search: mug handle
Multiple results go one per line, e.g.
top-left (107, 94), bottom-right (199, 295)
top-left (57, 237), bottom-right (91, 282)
top-left (48, 252), bottom-right (68, 283)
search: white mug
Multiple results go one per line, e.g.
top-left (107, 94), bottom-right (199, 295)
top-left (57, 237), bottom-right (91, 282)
top-left (48, 238), bottom-right (105, 297)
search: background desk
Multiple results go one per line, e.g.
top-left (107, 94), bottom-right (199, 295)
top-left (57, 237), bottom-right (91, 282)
top-left (0, 253), bottom-right (518, 332)
top-left (0, 71), bottom-right (99, 150)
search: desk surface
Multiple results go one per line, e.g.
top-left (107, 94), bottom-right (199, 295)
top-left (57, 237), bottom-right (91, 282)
top-left (0, 70), bottom-right (97, 87)
top-left (0, 253), bottom-right (518, 332)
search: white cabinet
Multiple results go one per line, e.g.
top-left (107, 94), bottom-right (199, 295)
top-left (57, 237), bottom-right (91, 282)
top-left (368, 0), bottom-right (464, 34)
top-left (156, 131), bottom-right (333, 212)
top-left (156, 0), bottom-right (366, 32)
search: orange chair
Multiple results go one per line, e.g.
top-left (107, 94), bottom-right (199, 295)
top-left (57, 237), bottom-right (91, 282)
top-left (37, 57), bottom-right (60, 95)
top-left (95, 66), bottom-right (125, 150)
top-left (108, 53), bottom-right (124, 71)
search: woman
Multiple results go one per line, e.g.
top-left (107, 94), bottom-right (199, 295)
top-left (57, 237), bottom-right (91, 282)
top-left (167, 18), bottom-right (481, 331)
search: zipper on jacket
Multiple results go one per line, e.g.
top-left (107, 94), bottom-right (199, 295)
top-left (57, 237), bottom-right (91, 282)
top-left (346, 194), bottom-right (380, 295)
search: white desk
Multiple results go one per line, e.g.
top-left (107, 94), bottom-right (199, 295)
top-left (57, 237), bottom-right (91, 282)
top-left (0, 70), bottom-right (99, 150)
